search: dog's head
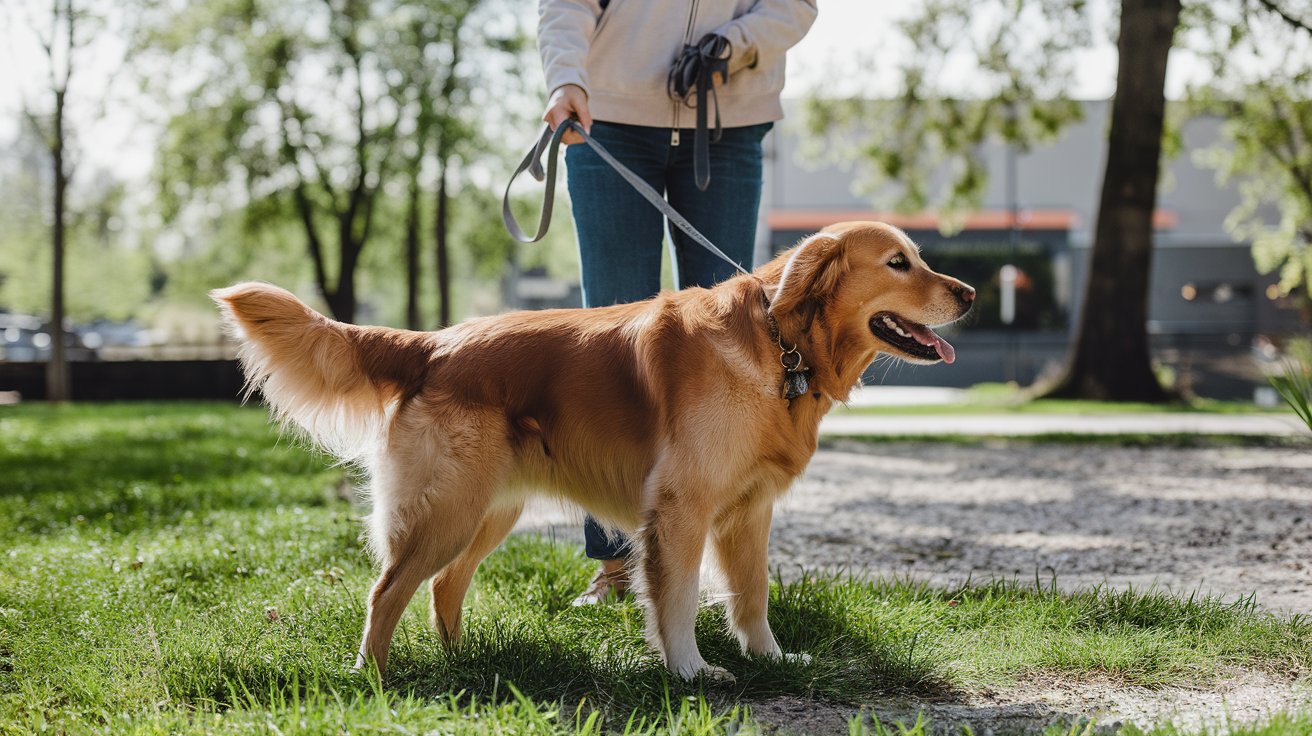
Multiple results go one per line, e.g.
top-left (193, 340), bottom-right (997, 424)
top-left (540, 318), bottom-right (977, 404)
top-left (764, 221), bottom-right (974, 382)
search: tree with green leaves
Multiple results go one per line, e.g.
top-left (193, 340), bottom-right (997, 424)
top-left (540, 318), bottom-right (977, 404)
top-left (144, 0), bottom-right (528, 327)
top-left (145, 0), bottom-right (405, 325)
top-left (6, 0), bottom-right (142, 399)
top-left (802, 1), bottom-right (1088, 225)
top-left (12, 0), bottom-right (83, 401)
top-left (806, 0), bottom-right (1307, 401)
top-left (0, 121), bottom-right (153, 325)
top-left (1191, 2), bottom-right (1312, 312)
top-left (385, 0), bottom-right (490, 329)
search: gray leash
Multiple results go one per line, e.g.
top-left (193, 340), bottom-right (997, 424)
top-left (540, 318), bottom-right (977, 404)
top-left (502, 120), bottom-right (815, 401)
top-left (502, 119), bottom-right (751, 278)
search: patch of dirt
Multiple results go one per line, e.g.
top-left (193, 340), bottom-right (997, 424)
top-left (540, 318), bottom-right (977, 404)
top-left (747, 672), bottom-right (1312, 735)
top-left (514, 442), bottom-right (1312, 733)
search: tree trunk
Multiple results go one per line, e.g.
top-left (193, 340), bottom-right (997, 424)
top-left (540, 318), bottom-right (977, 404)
top-left (290, 181), bottom-right (333, 313)
top-left (434, 157), bottom-right (451, 328)
top-left (46, 87), bottom-right (71, 403)
top-left (432, 28), bottom-right (462, 330)
top-left (327, 229), bottom-right (361, 325)
top-left (404, 174), bottom-right (422, 330)
top-left (1041, 0), bottom-right (1180, 402)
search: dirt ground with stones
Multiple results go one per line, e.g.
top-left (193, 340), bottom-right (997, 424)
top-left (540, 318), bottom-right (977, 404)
top-left (514, 441), bottom-right (1312, 735)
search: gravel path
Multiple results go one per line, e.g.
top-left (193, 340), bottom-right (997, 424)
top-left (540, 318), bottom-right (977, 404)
top-left (517, 441), bottom-right (1312, 612)
top-left (774, 441), bottom-right (1312, 614)
top-left (512, 440), bottom-right (1312, 733)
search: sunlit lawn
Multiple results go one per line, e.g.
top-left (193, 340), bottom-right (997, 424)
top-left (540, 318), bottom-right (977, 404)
top-left (1, 402), bottom-right (1309, 734)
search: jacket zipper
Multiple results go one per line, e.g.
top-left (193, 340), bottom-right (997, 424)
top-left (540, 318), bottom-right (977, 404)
top-left (672, 0), bottom-right (701, 146)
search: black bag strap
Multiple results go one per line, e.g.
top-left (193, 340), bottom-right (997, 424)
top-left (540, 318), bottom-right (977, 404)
top-left (669, 33), bottom-right (731, 190)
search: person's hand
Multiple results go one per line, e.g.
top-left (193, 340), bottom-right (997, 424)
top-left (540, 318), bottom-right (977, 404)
top-left (542, 84), bottom-right (591, 145)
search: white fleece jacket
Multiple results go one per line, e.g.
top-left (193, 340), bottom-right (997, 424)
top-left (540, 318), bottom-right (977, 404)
top-left (538, 0), bottom-right (817, 130)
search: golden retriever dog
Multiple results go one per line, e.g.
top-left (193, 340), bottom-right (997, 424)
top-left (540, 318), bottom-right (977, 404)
top-left (212, 221), bottom-right (974, 681)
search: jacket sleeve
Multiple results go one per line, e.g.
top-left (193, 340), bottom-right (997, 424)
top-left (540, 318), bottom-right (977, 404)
top-left (713, 0), bottom-right (818, 77)
top-left (538, 0), bottom-right (603, 96)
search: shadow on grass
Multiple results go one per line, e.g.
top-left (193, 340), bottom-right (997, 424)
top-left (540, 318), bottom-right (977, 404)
top-left (145, 533), bottom-right (963, 725)
top-left (753, 572), bottom-right (956, 698)
top-left (153, 557), bottom-right (1311, 725)
top-left (176, 582), bottom-right (962, 727)
top-left (380, 574), bottom-right (962, 722)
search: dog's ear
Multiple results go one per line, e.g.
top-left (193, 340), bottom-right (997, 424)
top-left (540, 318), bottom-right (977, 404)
top-left (769, 233), bottom-right (849, 318)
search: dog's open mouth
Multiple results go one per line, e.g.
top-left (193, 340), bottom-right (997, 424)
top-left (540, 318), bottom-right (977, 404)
top-left (869, 312), bottom-right (956, 364)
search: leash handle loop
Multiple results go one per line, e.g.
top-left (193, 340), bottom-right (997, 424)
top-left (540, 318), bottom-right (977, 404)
top-left (501, 124), bottom-right (560, 243)
top-left (502, 119), bottom-right (750, 278)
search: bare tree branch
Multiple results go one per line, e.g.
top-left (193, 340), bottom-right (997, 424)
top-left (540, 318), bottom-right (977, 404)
top-left (281, 98), bottom-right (343, 214)
top-left (279, 109), bottom-right (330, 296)
top-left (21, 106), bottom-right (47, 143)
top-left (1253, 0), bottom-right (1312, 35)
top-left (60, 0), bottom-right (74, 92)
top-left (293, 178), bottom-right (333, 298)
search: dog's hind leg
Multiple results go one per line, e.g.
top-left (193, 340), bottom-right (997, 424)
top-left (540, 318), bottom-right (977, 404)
top-left (355, 396), bottom-right (517, 673)
top-left (355, 490), bottom-right (488, 674)
top-left (428, 502), bottom-right (523, 647)
top-left (711, 496), bottom-right (782, 658)
top-left (356, 422), bottom-right (507, 673)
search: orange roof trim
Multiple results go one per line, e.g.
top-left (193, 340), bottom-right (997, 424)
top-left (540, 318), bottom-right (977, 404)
top-left (767, 209), bottom-right (1178, 232)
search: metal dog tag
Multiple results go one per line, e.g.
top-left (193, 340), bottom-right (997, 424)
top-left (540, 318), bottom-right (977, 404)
top-left (782, 370), bottom-right (809, 400)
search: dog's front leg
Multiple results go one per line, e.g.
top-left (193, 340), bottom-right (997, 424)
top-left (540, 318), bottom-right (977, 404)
top-left (637, 486), bottom-right (731, 682)
top-left (711, 497), bottom-right (782, 658)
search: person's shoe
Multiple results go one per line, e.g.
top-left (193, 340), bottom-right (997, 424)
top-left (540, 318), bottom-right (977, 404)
top-left (571, 563), bottom-right (630, 606)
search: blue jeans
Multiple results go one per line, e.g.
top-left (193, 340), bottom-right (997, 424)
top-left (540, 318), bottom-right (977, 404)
top-left (566, 120), bottom-right (772, 560)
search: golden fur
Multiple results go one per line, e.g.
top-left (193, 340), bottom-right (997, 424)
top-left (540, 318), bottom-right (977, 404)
top-left (212, 221), bottom-right (974, 680)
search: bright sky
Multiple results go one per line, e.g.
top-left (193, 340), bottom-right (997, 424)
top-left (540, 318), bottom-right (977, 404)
top-left (0, 0), bottom-right (1205, 186)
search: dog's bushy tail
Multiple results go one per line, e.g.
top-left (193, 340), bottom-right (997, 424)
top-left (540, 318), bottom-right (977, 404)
top-left (211, 282), bottom-right (433, 461)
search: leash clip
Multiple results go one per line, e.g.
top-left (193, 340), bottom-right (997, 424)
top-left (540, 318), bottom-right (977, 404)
top-left (779, 343), bottom-right (805, 373)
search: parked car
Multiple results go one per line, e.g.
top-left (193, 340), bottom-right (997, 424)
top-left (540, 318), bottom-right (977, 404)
top-left (0, 313), bottom-right (97, 361)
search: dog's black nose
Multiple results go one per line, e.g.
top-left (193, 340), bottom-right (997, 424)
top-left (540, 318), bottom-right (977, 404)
top-left (953, 284), bottom-right (976, 305)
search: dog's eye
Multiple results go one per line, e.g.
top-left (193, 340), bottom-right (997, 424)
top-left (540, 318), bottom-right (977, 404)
top-left (887, 254), bottom-right (911, 271)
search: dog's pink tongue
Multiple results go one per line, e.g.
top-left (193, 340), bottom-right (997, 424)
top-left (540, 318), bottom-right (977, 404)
top-left (908, 323), bottom-right (956, 364)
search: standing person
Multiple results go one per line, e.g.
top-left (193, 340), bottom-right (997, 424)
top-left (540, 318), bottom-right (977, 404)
top-left (538, 0), bottom-right (817, 605)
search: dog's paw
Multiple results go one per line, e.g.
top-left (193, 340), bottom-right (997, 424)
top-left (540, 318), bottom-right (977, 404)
top-left (672, 660), bottom-right (737, 684)
top-left (694, 664), bottom-right (737, 684)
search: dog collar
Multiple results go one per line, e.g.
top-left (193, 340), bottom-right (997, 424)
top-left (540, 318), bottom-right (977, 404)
top-left (759, 289), bottom-right (812, 401)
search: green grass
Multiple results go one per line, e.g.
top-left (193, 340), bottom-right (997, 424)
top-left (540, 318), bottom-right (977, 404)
top-left (837, 383), bottom-right (1283, 416)
top-left (1270, 359), bottom-right (1312, 431)
top-left (1, 402), bottom-right (1310, 735)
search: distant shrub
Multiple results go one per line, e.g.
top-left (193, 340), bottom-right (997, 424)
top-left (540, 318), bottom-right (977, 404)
top-left (1271, 338), bottom-right (1312, 431)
